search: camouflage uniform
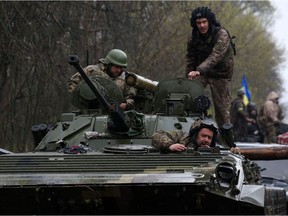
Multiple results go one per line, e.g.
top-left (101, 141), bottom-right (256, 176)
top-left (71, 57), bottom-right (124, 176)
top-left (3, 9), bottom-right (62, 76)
top-left (152, 118), bottom-right (219, 152)
top-left (151, 130), bottom-right (191, 153)
top-left (67, 58), bottom-right (136, 109)
top-left (258, 91), bottom-right (284, 143)
top-left (185, 27), bottom-right (234, 126)
top-left (246, 102), bottom-right (263, 142)
top-left (230, 96), bottom-right (248, 141)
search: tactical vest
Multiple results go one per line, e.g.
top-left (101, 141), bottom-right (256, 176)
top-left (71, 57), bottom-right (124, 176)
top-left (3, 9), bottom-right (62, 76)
top-left (193, 27), bottom-right (236, 65)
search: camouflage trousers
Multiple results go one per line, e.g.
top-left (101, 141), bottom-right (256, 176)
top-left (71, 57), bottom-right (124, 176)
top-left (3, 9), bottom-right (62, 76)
top-left (195, 76), bottom-right (232, 127)
top-left (263, 121), bottom-right (277, 143)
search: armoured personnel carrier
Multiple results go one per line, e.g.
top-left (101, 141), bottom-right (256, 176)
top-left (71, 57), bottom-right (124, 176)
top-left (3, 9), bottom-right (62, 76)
top-left (0, 55), bottom-right (286, 215)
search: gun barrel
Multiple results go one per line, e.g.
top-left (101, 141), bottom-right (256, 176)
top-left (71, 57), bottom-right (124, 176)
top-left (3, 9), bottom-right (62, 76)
top-left (125, 72), bottom-right (158, 92)
top-left (68, 55), bottom-right (112, 111)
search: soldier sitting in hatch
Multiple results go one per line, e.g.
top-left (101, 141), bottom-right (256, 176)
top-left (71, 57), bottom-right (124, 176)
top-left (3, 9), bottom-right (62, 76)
top-left (67, 49), bottom-right (136, 111)
top-left (152, 118), bottom-right (218, 153)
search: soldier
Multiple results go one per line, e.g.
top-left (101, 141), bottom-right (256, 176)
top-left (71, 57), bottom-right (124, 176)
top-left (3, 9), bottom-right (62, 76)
top-left (230, 89), bottom-right (253, 142)
top-left (67, 49), bottom-right (136, 110)
top-left (246, 102), bottom-right (263, 142)
top-left (258, 91), bottom-right (284, 143)
top-left (152, 118), bottom-right (218, 153)
top-left (185, 6), bottom-right (234, 128)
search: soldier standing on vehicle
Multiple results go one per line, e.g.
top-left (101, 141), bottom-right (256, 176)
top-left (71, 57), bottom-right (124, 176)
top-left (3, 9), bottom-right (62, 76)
top-left (152, 118), bottom-right (218, 153)
top-left (67, 49), bottom-right (136, 110)
top-left (258, 91), bottom-right (284, 143)
top-left (185, 6), bottom-right (235, 129)
top-left (230, 89), bottom-right (253, 142)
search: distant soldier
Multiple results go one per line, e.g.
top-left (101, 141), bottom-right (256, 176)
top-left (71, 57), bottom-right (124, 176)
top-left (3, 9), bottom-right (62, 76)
top-left (246, 102), bottom-right (263, 142)
top-left (186, 6), bottom-right (235, 128)
top-left (152, 118), bottom-right (218, 153)
top-left (67, 49), bottom-right (136, 110)
top-left (258, 91), bottom-right (284, 143)
top-left (230, 89), bottom-right (253, 142)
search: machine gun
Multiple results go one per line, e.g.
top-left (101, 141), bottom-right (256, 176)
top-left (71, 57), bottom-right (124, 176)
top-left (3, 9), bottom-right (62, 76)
top-left (68, 55), bottom-right (129, 133)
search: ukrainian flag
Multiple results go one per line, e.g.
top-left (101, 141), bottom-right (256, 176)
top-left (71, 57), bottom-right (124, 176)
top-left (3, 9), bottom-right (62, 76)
top-left (241, 75), bottom-right (251, 105)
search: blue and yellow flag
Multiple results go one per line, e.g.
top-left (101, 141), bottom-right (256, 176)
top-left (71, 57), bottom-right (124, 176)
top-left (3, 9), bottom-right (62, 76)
top-left (241, 75), bottom-right (251, 105)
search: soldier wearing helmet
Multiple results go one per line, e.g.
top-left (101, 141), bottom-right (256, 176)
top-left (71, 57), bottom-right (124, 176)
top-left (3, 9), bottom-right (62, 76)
top-left (67, 49), bottom-right (136, 110)
top-left (186, 6), bottom-right (234, 129)
top-left (152, 118), bottom-right (218, 153)
top-left (246, 102), bottom-right (263, 142)
top-left (230, 88), bottom-right (253, 142)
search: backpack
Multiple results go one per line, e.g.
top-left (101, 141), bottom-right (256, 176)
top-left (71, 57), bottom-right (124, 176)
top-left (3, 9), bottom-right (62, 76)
top-left (222, 27), bottom-right (236, 56)
top-left (230, 35), bottom-right (236, 55)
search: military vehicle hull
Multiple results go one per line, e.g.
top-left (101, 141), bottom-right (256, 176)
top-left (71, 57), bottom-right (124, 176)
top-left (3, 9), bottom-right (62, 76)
top-left (0, 185), bottom-right (269, 215)
top-left (0, 151), bottom-right (285, 215)
top-left (0, 56), bottom-right (286, 215)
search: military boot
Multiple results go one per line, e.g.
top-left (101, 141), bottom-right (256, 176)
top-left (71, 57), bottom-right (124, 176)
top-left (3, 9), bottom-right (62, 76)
top-left (217, 123), bottom-right (236, 149)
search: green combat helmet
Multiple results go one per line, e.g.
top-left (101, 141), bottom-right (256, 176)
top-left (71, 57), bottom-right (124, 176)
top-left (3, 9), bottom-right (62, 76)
top-left (105, 49), bottom-right (128, 67)
top-left (237, 88), bottom-right (245, 96)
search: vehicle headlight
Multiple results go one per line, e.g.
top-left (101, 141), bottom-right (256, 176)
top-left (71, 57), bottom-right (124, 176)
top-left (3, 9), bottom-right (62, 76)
top-left (215, 162), bottom-right (237, 190)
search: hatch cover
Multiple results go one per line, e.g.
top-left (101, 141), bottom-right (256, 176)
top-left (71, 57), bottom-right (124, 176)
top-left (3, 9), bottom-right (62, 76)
top-left (103, 144), bottom-right (158, 154)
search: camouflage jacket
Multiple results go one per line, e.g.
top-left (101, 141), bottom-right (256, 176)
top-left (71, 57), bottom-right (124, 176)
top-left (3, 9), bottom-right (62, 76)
top-left (185, 27), bottom-right (234, 79)
top-left (67, 59), bottom-right (136, 109)
top-left (230, 97), bottom-right (248, 124)
top-left (152, 130), bottom-right (192, 153)
top-left (262, 92), bottom-right (284, 124)
top-left (230, 97), bottom-right (249, 140)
